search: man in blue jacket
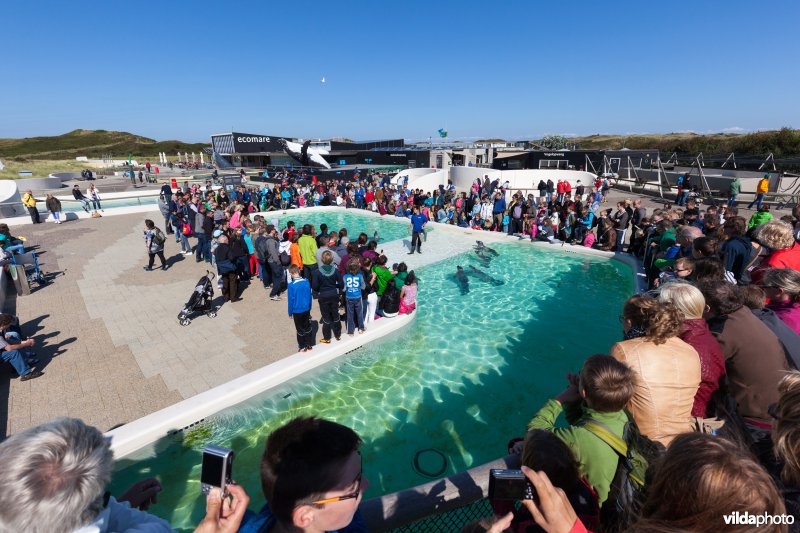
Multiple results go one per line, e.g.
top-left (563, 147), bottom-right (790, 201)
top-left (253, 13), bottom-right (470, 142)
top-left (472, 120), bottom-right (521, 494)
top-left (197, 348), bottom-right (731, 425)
top-left (407, 207), bottom-right (428, 254)
top-left (287, 264), bottom-right (314, 352)
top-left (492, 192), bottom-right (506, 232)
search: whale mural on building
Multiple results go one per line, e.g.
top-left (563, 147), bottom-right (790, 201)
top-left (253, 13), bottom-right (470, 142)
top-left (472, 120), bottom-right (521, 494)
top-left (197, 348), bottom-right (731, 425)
top-left (277, 139), bottom-right (331, 169)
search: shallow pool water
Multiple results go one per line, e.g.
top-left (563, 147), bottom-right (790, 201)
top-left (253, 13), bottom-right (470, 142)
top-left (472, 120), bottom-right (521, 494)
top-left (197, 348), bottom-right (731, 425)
top-left (261, 209), bottom-right (418, 243)
top-left (110, 240), bottom-right (631, 530)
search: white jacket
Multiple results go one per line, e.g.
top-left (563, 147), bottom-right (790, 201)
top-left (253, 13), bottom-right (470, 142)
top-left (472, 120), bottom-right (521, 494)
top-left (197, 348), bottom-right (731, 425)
top-left (87, 187), bottom-right (101, 200)
top-left (479, 203), bottom-right (493, 220)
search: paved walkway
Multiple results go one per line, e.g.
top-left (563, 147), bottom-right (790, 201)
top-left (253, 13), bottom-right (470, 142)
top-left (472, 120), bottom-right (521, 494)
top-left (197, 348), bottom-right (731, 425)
top-left (1, 213), bottom-right (300, 437)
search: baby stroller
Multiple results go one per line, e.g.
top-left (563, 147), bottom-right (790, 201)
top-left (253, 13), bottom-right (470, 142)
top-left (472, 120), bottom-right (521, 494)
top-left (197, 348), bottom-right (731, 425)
top-left (178, 271), bottom-right (217, 326)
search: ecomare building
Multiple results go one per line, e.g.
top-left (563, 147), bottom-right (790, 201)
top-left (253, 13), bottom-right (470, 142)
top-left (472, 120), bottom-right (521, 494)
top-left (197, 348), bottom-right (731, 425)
top-left (210, 132), bottom-right (497, 169)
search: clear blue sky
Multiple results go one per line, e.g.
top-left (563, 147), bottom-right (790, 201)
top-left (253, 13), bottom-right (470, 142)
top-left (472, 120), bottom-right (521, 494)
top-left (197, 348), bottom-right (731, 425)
top-left (2, 0), bottom-right (798, 143)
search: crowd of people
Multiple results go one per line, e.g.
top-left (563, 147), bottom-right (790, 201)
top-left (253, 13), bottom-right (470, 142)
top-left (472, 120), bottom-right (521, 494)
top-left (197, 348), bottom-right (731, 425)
top-left (6, 167), bottom-right (800, 531)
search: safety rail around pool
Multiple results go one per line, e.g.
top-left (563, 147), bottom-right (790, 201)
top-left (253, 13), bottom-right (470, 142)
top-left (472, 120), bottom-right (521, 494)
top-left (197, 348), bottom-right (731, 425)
top-left (361, 454), bottom-right (520, 532)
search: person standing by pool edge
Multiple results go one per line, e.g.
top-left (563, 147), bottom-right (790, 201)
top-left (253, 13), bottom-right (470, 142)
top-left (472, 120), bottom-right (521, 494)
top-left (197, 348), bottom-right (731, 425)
top-left (22, 190), bottom-right (41, 224)
top-left (408, 206), bottom-right (428, 254)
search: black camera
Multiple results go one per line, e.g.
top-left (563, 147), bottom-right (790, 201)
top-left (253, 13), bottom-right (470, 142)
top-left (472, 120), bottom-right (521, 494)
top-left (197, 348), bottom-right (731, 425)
top-left (488, 469), bottom-right (536, 501)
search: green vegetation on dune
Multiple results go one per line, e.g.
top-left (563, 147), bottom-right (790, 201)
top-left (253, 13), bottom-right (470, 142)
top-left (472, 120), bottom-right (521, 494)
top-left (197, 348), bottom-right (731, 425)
top-left (0, 129), bottom-right (210, 161)
top-left (539, 128), bottom-right (800, 155)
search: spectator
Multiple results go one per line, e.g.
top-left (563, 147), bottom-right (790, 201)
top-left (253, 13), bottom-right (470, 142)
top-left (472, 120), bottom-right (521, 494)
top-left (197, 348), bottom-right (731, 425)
top-left (22, 189), bottom-right (41, 224)
top-left (635, 433), bottom-right (785, 532)
top-left (0, 313), bottom-right (43, 381)
top-left (0, 417), bottom-right (172, 532)
top-left (761, 268), bottom-right (800, 336)
top-left (610, 295), bottom-right (701, 446)
top-left (287, 264), bottom-right (314, 352)
top-left (398, 271), bottom-right (418, 315)
top-left (72, 185), bottom-right (91, 214)
top-left (770, 371), bottom-right (800, 525)
top-left (344, 258), bottom-right (366, 335)
top-left (298, 224), bottom-right (319, 281)
top-left (238, 417), bottom-right (367, 533)
top-left (378, 279), bottom-right (401, 318)
top-left (747, 174), bottom-right (771, 211)
top-left (698, 280), bottom-right (789, 430)
top-left (526, 354), bottom-right (635, 506)
top-left (215, 235), bottom-right (239, 303)
top-left (741, 284), bottom-right (800, 370)
top-left (46, 193), bottom-right (63, 224)
top-left (753, 221), bottom-right (800, 282)
top-left (721, 216), bottom-right (755, 283)
top-left (312, 251), bottom-right (343, 343)
top-left (142, 219), bottom-right (167, 271)
top-left (657, 282), bottom-right (726, 417)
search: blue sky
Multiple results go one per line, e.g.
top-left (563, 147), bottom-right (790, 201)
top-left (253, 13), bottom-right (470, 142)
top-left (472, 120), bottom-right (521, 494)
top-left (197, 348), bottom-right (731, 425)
top-left (1, 0), bottom-right (798, 143)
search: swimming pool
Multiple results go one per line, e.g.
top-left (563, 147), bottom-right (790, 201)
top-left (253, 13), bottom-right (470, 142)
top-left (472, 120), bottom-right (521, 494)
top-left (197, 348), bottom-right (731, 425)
top-left (109, 240), bottom-right (631, 530)
top-left (260, 209), bottom-right (420, 243)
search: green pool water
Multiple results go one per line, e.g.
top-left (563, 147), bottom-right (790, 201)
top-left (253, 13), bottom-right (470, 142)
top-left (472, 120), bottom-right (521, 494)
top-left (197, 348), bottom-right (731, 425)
top-left (110, 241), bottom-right (631, 530)
top-left (259, 210), bottom-right (418, 243)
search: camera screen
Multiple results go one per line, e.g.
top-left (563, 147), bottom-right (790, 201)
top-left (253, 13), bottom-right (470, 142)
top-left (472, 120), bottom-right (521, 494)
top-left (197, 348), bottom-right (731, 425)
top-left (201, 452), bottom-right (225, 486)
top-left (489, 470), bottom-right (529, 501)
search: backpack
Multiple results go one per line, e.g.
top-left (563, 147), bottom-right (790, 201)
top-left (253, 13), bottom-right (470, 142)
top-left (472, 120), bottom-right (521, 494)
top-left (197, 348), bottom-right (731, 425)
top-left (513, 204), bottom-right (523, 219)
top-left (582, 418), bottom-right (664, 530)
top-left (153, 228), bottom-right (166, 245)
top-left (279, 250), bottom-right (291, 267)
top-left (181, 222), bottom-right (193, 236)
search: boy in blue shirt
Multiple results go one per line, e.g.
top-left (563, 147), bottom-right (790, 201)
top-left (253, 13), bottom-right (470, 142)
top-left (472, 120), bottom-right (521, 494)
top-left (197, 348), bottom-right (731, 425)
top-left (407, 206), bottom-right (428, 254)
top-left (343, 258), bottom-right (366, 335)
top-left (287, 264), bottom-right (314, 352)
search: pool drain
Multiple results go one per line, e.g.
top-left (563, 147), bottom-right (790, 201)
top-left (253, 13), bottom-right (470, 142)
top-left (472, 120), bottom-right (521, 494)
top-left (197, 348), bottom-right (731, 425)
top-left (412, 448), bottom-right (448, 478)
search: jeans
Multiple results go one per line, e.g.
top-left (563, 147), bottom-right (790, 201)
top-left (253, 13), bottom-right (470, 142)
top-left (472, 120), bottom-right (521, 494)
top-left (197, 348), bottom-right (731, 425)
top-left (292, 310), bottom-right (314, 349)
top-left (346, 298), bottom-right (364, 334)
top-left (259, 261), bottom-right (270, 288)
top-left (176, 232), bottom-right (192, 253)
top-left (269, 262), bottom-right (284, 297)
top-left (318, 295), bottom-right (342, 340)
top-left (2, 349), bottom-right (33, 376)
top-left (356, 197), bottom-right (365, 209)
top-left (163, 213), bottom-right (172, 232)
top-left (509, 218), bottom-right (522, 235)
top-left (51, 211), bottom-right (60, 222)
top-left (4, 243), bottom-right (25, 254)
top-left (196, 235), bottom-right (210, 262)
top-left (91, 199), bottom-right (102, 211)
top-left (727, 194), bottom-right (738, 207)
top-left (616, 229), bottom-right (627, 252)
top-left (79, 199), bottom-right (91, 213)
top-left (748, 193), bottom-right (765, 210)
top-left (236, 256), bottom-right (250, 280)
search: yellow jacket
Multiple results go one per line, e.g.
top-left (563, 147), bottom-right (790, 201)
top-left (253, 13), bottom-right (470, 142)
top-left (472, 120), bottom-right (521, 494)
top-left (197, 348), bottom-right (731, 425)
top-left (22, 193), bottom-right (36, 207)
top-left (757, 178), bottom-right (769, 194)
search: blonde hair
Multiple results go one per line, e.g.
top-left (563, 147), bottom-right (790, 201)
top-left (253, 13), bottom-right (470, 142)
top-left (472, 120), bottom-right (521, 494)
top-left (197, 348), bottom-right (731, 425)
top-left (658, 282), bottom-right (706, 320)
top-left (754, 220), bottom-right (796, 250)
top-left (774, 371), bottom-right (800, 485)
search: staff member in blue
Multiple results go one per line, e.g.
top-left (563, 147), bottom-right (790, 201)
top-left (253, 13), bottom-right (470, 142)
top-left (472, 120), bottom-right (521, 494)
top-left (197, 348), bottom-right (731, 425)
top-left (407, 206), bottom-right (428, 254)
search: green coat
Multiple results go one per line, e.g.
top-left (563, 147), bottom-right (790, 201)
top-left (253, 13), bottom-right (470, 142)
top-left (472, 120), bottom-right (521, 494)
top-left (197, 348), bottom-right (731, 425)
top-left (729, 178), bottom-right (741, 195)
top-left (527, 399), bottom-right (628, 505)
top-left (748, 211), bottom-right (773, 229)
top-left (373, 266), bottom-right (393, 296)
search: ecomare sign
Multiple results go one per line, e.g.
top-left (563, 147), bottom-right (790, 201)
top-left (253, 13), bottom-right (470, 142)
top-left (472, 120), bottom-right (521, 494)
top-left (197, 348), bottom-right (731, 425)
top-left (237, 136), bottom-right (271, 143)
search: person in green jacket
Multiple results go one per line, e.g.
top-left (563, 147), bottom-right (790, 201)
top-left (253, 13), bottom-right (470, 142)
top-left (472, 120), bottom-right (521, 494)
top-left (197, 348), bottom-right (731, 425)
top-left (372, 255), bottom-right (393, 296)
top-left (392, 262), bottom-right (409, 288)
top-left (298, 224), bottom-right (319, 281)
top-left (727, 177), bottom-right (741, 207)
top-left (748, 205), bottom-right (774, 230)
top-left (526, 354), bottom-right (636, 505)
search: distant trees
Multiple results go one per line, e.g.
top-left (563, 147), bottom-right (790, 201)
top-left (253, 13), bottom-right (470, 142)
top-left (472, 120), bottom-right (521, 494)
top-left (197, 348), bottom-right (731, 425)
top-left (539, 135), bottom-right (570, 150)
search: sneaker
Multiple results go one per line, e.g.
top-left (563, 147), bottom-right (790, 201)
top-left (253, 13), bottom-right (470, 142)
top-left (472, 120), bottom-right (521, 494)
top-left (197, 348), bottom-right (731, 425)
top-left (143, 266), bottom-right (153, 271)
top-left (348, 333), bottom-right (354, 337)
top-left (320, 339), bottom-right (331, 344)
top-left (358, 329), bottom-right (365, 335)
top-left (161, 265), bottom-right (168, 271)
top-left (20, 370), bottom-right (44, 381)
top-left (335, 336), bottom-right (341, 341)
top-left (270, 296), bottom-right (282, 301)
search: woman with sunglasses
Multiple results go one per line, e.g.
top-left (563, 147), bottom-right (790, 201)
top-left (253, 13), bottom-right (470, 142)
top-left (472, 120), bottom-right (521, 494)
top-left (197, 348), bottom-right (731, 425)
top-left (760, 268), bottom-right (800, 336)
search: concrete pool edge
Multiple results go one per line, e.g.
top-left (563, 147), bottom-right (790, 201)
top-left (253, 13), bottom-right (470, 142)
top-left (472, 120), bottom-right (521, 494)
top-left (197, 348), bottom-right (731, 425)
top-left (106, 208), bottom-right (643, 458)
top-left (108, 312), bottom-right (415, 458)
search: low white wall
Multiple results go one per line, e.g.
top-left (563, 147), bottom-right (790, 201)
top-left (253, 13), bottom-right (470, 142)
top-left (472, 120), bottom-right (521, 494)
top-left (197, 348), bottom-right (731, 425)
top-left (109, 312), bottom-right (415, 458)
top-left (449, 166), bottom-right (596, 196)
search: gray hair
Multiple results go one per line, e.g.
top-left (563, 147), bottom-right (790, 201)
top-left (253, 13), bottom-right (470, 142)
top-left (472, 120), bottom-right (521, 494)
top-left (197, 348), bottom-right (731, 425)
top-left (0, 418), bottom-right (112, 532)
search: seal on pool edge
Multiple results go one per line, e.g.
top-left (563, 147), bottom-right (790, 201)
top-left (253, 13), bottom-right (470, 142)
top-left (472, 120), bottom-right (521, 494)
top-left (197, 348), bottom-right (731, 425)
top-left (413, 448), bottom-right (448, 478)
